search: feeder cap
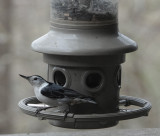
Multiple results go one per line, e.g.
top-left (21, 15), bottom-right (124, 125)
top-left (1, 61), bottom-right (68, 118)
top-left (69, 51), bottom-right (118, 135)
top-left (31, 28), bottom-right (137, 56)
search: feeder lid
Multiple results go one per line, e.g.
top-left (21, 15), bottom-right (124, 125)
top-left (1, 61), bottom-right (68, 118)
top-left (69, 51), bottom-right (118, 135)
top-left (32, 28), bottom-right (137, 56)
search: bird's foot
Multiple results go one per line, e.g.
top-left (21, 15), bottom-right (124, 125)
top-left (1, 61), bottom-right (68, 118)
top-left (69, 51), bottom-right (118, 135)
top-left (63, 109), bottom-right (70, 121)
top-left (35, 107), bottom-right (52, 116)
top-left (63, 105), bottom-right (71, 121)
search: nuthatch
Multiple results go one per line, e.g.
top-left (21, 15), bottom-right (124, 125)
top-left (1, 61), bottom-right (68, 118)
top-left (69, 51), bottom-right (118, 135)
top-left (19, 74), bottom-right (96, 116)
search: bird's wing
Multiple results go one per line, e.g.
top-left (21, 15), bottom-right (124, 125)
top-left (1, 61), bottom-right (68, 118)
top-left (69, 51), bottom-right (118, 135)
top-left (41, 84), bottom-right (96, 104)
top-left (59, 88), bottom-right (97, 104)
top-left (59, 87), bottom-right (85, 98)
top-left (41, 83), bottom-right (85, 98)
top-left (41, 84), bottom-right (65, 99)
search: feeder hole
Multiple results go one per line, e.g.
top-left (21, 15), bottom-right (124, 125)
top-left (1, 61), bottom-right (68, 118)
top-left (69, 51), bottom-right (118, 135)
top-left (53, 71), bottom-right (66, 86)
top-left (85, 73), bottom-right (102, 89)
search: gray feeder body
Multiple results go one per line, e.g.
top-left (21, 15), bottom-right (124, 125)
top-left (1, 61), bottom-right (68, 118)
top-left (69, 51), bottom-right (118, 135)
top-left (31, 0), bottom-right (138, 128)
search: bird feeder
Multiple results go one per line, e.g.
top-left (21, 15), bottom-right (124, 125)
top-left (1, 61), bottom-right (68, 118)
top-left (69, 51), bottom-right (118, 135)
top-left (19, 0), bottom-right (151, 129)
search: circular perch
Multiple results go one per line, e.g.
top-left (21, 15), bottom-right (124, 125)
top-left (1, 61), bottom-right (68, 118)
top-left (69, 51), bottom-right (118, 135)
top-left (18, 96), bottom-right (151, 129)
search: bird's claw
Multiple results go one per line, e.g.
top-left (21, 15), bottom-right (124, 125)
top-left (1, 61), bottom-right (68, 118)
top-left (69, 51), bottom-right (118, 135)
top-left (35, 107), bottom-right (52, 116)
top-left (63, 110), bottom-right (70, 120)
top-left (63, 105), bottom-right (71, 120)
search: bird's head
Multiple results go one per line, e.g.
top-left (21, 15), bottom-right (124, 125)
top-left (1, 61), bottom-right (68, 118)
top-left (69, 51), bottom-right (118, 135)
top-left (19, 74), bottom-right (47, 87)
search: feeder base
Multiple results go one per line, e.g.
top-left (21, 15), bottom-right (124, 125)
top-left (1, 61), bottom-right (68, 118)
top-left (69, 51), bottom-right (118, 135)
top-left (49, 119), bottom-right (118, 129)
top-left (18, 96), bottom-right (151, 129)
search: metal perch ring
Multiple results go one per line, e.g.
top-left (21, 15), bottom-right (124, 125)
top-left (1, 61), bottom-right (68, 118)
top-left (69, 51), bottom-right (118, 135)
top-left (18, 95), bottom-right (151, 128)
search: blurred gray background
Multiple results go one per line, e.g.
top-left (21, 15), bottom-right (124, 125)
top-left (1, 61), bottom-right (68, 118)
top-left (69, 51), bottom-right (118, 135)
top-left (0, 0), bottom-right (159, 134)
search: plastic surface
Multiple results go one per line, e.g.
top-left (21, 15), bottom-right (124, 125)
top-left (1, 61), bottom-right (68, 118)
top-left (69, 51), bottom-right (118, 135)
top-left (32, 28), bottom-right (137, 56)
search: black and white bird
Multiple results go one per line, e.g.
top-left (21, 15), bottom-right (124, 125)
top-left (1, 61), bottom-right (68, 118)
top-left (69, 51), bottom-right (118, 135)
top-left (19, 74), bottom-right (96, 114)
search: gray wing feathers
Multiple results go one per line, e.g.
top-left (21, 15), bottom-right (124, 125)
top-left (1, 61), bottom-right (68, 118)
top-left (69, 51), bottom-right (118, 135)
top-left (41, 84), bottom-right (97, 104)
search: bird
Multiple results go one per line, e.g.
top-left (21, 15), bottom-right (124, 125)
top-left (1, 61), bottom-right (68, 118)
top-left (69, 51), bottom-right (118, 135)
top-left (19, 74), bottom-right (97, 117)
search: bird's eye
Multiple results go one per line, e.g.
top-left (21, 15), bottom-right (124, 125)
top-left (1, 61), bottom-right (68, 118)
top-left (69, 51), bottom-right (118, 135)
top-left (34, 77), bottom-right (38, 80)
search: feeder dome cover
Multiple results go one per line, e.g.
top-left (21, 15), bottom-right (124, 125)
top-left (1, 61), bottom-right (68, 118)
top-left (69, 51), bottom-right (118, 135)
top-left (32, 0), bottom-right (137, 56)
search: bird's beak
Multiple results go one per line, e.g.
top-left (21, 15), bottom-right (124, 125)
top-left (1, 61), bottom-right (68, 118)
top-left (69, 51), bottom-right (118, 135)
top-left (19, 74), bottom-right (30, 80)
